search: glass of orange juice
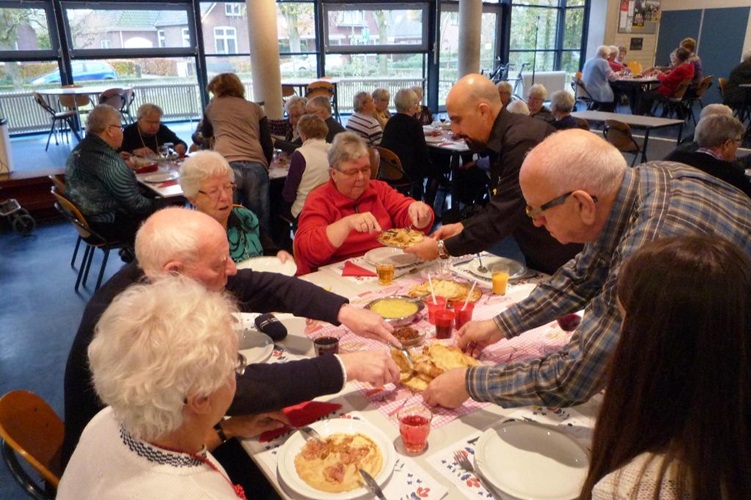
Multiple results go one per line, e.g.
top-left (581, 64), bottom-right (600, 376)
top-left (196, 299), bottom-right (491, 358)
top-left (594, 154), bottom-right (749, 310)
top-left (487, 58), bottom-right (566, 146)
top-left (491, 263), bottom-right (510, 295)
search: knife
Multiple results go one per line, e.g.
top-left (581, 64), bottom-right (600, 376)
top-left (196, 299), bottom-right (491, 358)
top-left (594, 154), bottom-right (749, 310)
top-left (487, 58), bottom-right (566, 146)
top-left (359, 468), bottom-right (387, 500)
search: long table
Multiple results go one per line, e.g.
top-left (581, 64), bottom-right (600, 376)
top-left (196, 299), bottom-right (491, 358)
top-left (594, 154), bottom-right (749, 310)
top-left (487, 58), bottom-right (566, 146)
top-left (424, 126), bottom-right (470, 211)
top-left (239, 254), bottom-right (600, 499)
top-left (572, 110), bottom-right (684, 162)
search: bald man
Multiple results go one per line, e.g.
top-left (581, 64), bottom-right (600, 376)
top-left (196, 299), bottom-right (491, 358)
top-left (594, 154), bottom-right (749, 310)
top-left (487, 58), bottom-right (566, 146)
top-left (406, 74), bottom-right (582, 274)
top-left (423, 130), bottom-right (751, 409)
top-left (63, 208), bottom-right (401, 471)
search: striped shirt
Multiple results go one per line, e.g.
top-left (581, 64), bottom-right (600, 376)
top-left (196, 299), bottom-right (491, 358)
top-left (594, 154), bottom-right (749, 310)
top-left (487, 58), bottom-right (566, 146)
top-left (345, 112), bottom-right (382, 146)
top-left (467, 162), bottom-right (751, 408)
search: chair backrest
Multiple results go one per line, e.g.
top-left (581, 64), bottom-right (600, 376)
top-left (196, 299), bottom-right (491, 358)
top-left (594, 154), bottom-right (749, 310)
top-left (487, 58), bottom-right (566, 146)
top-left (306, 80), bottom-right (335, 100)
top-left (0, 390), bottom-right (64, 487)
top-left (368, 147), bottom-right (380, 180)
top-left (59, 93), bottom-right (91, 109)
top-left (670, 79), bottom-right (693, 100)
top-left (718, 77), bottom-right (728, 99)
top-left (32, 92), bottom-right (55, 116)
top-left (50, 187), bottom-right (97, 241)
top-left (281, 85), bottom-right (297, 98)
top-left (627, 61), bottom-right (643, 75)
top-left (574, 117), bottom-right (590, 131)
top-left (48, 174), bottom-right (66, 194)
top-left (572, 75), bottom-right (592, 101)
top-left (374, 146), bottom-right (408, 182)
top-left (603, 119), bottom-right (639, 153)
top-left (98, 88), bottom-right (126, 110)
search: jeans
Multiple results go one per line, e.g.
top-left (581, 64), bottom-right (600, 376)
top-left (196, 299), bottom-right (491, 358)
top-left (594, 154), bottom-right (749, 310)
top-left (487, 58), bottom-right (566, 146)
top-left (230, 160), bottom-right (270, 234)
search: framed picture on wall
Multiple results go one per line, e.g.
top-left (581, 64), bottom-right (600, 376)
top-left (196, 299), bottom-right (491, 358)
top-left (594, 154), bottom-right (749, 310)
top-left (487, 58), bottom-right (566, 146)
top-left (618, 0), bottom-right (661, 35)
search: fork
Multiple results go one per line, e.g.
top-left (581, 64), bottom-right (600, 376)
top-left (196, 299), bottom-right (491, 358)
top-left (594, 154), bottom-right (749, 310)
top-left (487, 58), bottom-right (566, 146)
top-left (476, 253), bottom-right (488, 273)
top-left (290, 425), bottom-right (324, 444)
top-left (453, 450), bottom-right (496, 496)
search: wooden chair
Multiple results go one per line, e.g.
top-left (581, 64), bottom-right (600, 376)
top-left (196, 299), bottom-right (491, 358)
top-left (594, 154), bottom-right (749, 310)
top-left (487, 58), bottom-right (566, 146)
top-left (0, 390), bottom-right (63, 499)
top-left (657, 78), bottom-right (692, 120)
top-left (603, 120), bottom-right (641, 167)
top-left (571, 72), bottom-right (594, 110)
top-left (32, 92), bottom-right (77, 151)
top-left (574, 117), bottom-right (590, 131)
top-left (48, 174), bottom-right (84, 269)
top-left (51, 187), bottom-right (125, 292)
top-left (306, 80), bottom-right (339, 121)
top-left (718, 77), bottom-right (728, 100)
top-left (368, 147), bottom-right (380, 180)
top-left (683, 75), bottom-right (713, 125)
top-left (98, 88), bottom-right (127, 122)
top-left (374, 146), bottom-right (412, 195)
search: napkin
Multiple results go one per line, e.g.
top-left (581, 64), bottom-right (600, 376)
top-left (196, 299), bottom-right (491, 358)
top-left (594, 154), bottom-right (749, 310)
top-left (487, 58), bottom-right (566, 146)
top-left (342, 261), bottom-right (377, 277)
top-left (259, 401), bottom-right (342, 442)
top-left (135, 164), bottom-right (158, 174)
top-left (158, 179), bottom-right (179, 188)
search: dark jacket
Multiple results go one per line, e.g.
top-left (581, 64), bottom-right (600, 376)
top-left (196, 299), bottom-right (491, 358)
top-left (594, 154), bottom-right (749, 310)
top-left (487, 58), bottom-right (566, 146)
top-left (325, 116), bottom-right (346, 143)
top-left (444, 110), bottom-right (583, 274)
top-left (662, 149), bottom-right (751, 198)
top-left (381, 113), bottom-right (432, 179)
top-left (120, 123), bottom-right (186, 155)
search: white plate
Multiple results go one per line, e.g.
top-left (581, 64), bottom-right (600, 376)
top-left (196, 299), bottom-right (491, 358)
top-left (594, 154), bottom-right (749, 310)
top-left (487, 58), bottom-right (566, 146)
top-left (238, 331), bottom-right (273, 364)
top-left (475, 420), bottom-right (589, 500)
top-left (424, 134), bottom-right (444, 143)
top-left (277, 418), bottom-right (397, 500)
top-left (364, 247), bottom-right (418, 268)
top-left (142, 171), bottom-right (179, 183)
top-left (236, 256), bottom-right (297, 276)
top-left (453, 255), bottom-right (527, 281)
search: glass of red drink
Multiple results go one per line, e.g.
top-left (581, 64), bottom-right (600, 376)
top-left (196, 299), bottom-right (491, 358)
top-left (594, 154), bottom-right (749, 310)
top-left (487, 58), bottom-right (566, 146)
top-left (454, 302), bottom-right (475, 329)
top-left (425, 296), bottom-right (447, 324)
top-left (398, 404), bottom-right (432, 454)
top-left (434, 308), bottom-right (455, 339)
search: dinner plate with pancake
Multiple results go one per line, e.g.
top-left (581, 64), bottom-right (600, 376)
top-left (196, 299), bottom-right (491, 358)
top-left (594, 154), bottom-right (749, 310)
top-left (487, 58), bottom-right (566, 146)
top-left (376, 228), bottom-right (425, 249)
top-left (391, 343), bottom-right (480, 392)
top-left (277, 418), bottom-right (397, 499)
top-left (407, 278), bottom-right (482, 304)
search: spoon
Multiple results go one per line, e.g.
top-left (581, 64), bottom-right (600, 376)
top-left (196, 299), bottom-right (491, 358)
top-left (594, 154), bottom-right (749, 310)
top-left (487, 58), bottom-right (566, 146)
top-left (476, 253), bottom-right (488, 273)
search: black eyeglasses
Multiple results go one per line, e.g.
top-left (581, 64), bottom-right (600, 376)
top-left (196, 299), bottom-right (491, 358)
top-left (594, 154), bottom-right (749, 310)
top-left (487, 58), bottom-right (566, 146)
top-left (525, 192), bottom-right (598, 219)
top-left (198, 183), bottom-right (235, 199)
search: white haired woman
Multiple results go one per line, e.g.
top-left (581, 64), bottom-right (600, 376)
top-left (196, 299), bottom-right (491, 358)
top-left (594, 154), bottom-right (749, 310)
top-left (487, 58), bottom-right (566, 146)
top-left (180, 151), bottom-right (292, 264)
top-left (372, 87), bottom-right (392, 128)
top-left (345, 91), bottom-right (383, 145)
top-left (526, 83), bottom-right (554, 123)
top-left (549, 90), bottom-right (578, 130)
top-left (582, 45), bottom-right (618, 112)
top-left (275, 95), bottom-right (307, 153)
top-left (294, 132), bottom-right (434, 275)
top-left (58, 277), bottom-right (285, 499)
top-left (410, 85), bottom-right (433, 125)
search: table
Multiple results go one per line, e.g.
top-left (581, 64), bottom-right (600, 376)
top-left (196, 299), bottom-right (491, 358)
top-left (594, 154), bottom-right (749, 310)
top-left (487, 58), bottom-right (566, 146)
top-left (36, 85), bottom-right (134, 140)
top-left (239, 255), bottom-right (600, 499)
top-left (424, 126), bottom-right (470, 210)
top-left (281, 77), bottom-right (341, 121)
top-left (572, 110), bottom-right (684, 162)
top-left (611, 76), bottom-right (659, 114)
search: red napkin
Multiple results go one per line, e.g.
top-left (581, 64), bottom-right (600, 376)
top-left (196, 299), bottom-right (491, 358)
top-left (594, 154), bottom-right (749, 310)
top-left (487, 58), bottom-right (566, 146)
top-left (342, 261), bottom-right (377, 277)
top-left (135, 164), bottom-right (158, 174)
top-left (157, 179), bottom-right (179, 188)
top-left (259, 401), bottom-right (342, 442)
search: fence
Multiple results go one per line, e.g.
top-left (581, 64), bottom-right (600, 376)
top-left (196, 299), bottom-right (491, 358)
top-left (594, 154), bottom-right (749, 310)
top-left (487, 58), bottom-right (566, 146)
top-left (0, 77), bottom-right (427, 136)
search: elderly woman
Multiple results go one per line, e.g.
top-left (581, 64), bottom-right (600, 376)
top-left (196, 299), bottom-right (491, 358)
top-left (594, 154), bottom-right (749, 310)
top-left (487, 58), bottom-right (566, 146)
top-left (496, 81), bottom-right (513, 108)
top-left (120, 103), bottom-right (187, 157)
top-left (202, 73), bottom-right (274, 235)
top-left (381, 88), bottom-right (433, 199)
top-left (582, 45), bottom-right (618, 112)
top-left (180, 151), bottom-right (291, 263)
top-left (372, 87), bottom-right (392, 128)
top-left (526, 84), bottom-right (554, 123)
top-left (607, 45), bottom-right (626, 72)
top-left (345, 91), bottom-right (383, 146)
top-left (637, 47), bottom-right (695, 116)
top-left (294, 132), bottom-right (434, 275)
top-left (410, 85), bottom-right (433, 125)
top-left (283, 114), bottom-right (332, 219)
top-left (58, 277), bottom-right (286, 498)
top-left (506, 100), bottom-right (530, 115)
top-left (550, 90), bottom-right (578, 130)
top-left (275, 95), bottom-right (307, 153)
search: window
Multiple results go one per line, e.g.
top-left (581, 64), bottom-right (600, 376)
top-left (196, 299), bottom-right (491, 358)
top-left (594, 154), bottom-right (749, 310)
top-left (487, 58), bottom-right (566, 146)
top-left (214, 27), bottom-right (237, 55)
top-left (225, 3), bottom-right (243, 17)
top-left (182, 28), bottom-right (190, 48)
top-left (157, 30), bottom-right (165, 48)
top-left (323, 4), bottom-right (429, 52)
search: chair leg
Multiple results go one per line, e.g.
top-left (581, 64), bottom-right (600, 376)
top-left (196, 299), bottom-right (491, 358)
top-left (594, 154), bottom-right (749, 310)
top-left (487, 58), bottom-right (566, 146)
top-left (71, 236), bottom-right (82, 268)
top-left (2, 442), bottom-right (53, 500)
top-left (45, 122), bottom-right (55, 151)
top-left (81, 245), bottom-right (96, 289)
top-left (95, 248), bottom-right (111, 290)
top-left (75, 245), bottom-right (91, 292)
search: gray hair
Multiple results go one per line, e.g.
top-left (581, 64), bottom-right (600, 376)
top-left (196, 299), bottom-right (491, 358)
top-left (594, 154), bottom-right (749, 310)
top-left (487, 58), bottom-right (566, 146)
top-left (179, 151), bottom-right (234, 198)
top-left (328, 132), bottom-right (368, 170)
top-left (597, 45), bottom-right (610, 58)
top-left (297, 113), bottom-right (328, 140)
top-left (306, 95), bottom-right (332, 117)
top-left (285, 95), bottom-right (307, 116)
top-left (394, 88), bottom-right (418, 113)
top-left (410, 86), bottom-right (424, 100)
top-left (609, 45), bottom-right (619, 57)
top-left (525, 130), bottom-right (627, 197)
top-left (89, 276), bottom-right (238, 442)
top-left (86, 104), bottom-right (121, 134)
top-left (506, 100), bottom-right (530, 115)
top-left (695, 115), bottom-right (745, 149)
top-left (497, 81), bottom-right (513, 94)
top-left (137, 103), bottom-right (163, 120)
top-left (527, 83), bottom-right (548, 100)
top-left (550, 90), bottom-right (574, 114)
top-left (135, 207), bottom-right (210, 276)
top-left (700, 103), bottom-right (733, 120)
top-left (372, 88), bottom-right (390, 101)
top-left (353, 91), bottom-right (372, 113)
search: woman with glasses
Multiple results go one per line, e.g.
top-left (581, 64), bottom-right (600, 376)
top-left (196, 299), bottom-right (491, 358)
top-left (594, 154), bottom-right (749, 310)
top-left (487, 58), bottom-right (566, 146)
top-left (180, 151), bottom-right (292, 264)
top-left (58, 277), bottom-right (286, 499)
top-left (294, 132), bottom-right (434, 275)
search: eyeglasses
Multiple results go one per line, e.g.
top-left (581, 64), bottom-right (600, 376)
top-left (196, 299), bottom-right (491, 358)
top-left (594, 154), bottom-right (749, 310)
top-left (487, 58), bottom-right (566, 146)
top-left (198, 183), bottom-right (235, 199)
top-left (525, 192), bottom-right (598, 219)
top-left (108, 124), bottom-right (123, 131)
top-left (335, 167), bottom-right (371, 178)
top-left (236, 352), bottom-right (247, 376)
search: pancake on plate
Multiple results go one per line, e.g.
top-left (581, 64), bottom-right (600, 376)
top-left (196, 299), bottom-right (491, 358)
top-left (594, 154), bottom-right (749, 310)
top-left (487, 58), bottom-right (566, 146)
top-left (392, 344), bottom-right (479, 392)
top-left (377, 228), bottom-right (425, 248)
top-left (407, 279), bottom-right (482, 303)
top-left (294, 432), bottom-right (383, 493)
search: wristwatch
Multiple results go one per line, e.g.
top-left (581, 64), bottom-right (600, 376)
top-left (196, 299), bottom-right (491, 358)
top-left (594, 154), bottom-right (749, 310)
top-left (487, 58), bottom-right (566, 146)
top-left (437, 240), bottom-right (450, 260)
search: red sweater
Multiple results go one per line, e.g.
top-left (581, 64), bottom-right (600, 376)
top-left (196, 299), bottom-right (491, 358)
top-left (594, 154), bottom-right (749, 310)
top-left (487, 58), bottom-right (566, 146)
top-left (294, 179), bottom-right (434, 275)
top-left (657, 63), bottom-right (695, 97)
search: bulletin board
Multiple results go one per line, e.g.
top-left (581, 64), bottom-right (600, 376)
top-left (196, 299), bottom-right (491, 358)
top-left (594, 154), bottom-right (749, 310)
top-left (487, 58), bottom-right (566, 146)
top-left (618, 0), bottom-right (661, 35)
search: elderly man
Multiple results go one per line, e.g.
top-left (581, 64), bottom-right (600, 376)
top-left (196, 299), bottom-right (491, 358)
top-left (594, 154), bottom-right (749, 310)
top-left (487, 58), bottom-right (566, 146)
top-left (305, 95), bottom-right (346, 143)
top-left (65, 104), bottom-right (157, 245)
top-left (663, 115), bottom-right (751, 197)
top-left (62, 208), bottom-right (401, 469)
top-left (275, 95), bottom-right (307, 153)
top-left (423, 129), bottom-right (751, 409)
top-left (120, 103), bottom-right (187, 157)
top-left (345, 91), bottom-right (382, 145)
top-left (406, 74), bottom-right (582, 275)
top-left (549, 90), bottom-right (578, 130)
top-left (582, 46), bottom-right (618, 112)
top-left (372, 88), bottom-right (392, 128)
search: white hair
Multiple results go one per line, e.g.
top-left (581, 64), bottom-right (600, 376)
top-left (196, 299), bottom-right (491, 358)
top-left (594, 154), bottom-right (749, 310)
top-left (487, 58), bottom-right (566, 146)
top-left (179, 151), bottom-right (234, 198)
top-left (695, 115), bottom-right (745, 149)
top-left (328, 132), bottom-right (368, 170)
top-left (89, 276), bottom-right (239, 441)
top-left (550, 90), bottom-right (574, 114)
top-left (527, 83), bottom-right (548, 100)
top-left (699, 103), bottom-right (733, 120)
top-left (86, 104), bottom-right (120, 134)
top-left (597, 45), bottom-right (611, 58)
top-left (353, 91), bottom-right (372, 112)
top-left (506, 100), bottom-right (530, 115)
top-left (285, 95), bottom-right (307, 115)
top-left (394, 88), bottom-right (418, 113)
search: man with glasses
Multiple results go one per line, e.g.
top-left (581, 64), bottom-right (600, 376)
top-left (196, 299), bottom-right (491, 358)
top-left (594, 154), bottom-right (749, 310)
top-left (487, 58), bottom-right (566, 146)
top-left (120, 103), bottom-right (187, 158)
top-left (406, 74), bottom-right (582, 274)
top-left (423, 129), bottom-right (751, 410)
top-left (65, 104), bottom-right (159, 248)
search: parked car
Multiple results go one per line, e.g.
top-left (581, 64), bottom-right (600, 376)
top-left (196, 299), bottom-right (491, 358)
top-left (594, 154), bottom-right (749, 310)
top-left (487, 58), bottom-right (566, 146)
top-left (32, 61), bottom-right (118, 85)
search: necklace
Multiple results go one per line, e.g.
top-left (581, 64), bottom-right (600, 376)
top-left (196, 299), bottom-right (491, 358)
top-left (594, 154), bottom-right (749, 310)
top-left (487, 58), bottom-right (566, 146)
top-left (137, 126), bottom-right (159, 154)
